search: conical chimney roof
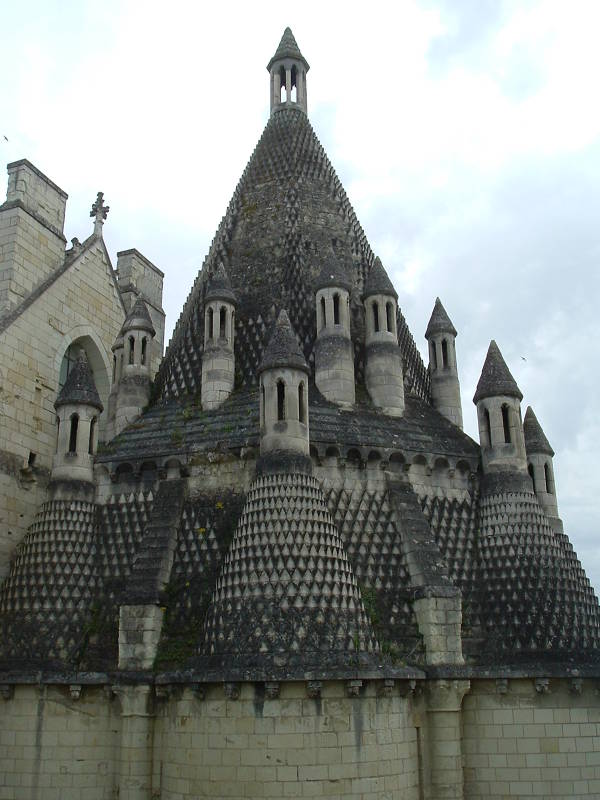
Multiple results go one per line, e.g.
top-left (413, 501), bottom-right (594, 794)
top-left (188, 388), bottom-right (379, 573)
top-left (55, 350), bottom-right (103, 411)
top-left (315, 252), bottom-right (352, 292)
top-left (524, 406), bottom-right (554, 456)
top-left (363, 257), bottom-right (398, 300)
top-left (473, 340), bottom-right (523, 404)
top-left (201, 471), bottom-right (378, 671)
top-left (121, 296), bottom-right (155, 336)
top-left (425, 297), bottom-right (457, 339)
top-left (259, 309), bottom-right (309, 374)
top-left (205, 262), bottom-right (237, 304)
top-left (267, 27), bottom-right (309, 71)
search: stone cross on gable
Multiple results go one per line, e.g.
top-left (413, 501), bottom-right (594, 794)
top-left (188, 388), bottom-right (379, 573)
top-left (90, 191), bottom-right (109, 236)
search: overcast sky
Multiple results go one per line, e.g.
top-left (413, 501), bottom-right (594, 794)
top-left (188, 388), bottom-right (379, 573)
top-left (2, 0), bottom-right (599, 592)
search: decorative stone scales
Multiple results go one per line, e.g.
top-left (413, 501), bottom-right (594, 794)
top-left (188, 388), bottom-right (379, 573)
top-left (0, 27), bottom-right (598, 800)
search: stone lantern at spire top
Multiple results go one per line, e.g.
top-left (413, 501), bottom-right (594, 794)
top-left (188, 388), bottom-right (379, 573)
top-left (267, 27), bottom-right (309, 115)
top-left (90, 191), bottom-right (109, 236)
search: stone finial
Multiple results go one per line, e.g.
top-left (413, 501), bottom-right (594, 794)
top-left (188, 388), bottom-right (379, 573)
top-left (473, 340), bottom-right (523, 404)
top-left (90, 191), bottom-right (109, 236)
top-left (267, 27), bottom-right (309, 72)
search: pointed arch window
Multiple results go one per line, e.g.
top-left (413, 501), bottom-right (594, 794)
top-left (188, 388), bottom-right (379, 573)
top-left (279, 66), bottom-right (286, 102)
top-left (207, 307), bottom-right (214, 340)
top-left (112, 355), bottom-right (117, 382)
top-left (320, 296), bottom-right (326, 330)
top-left (502, 404), bottom-right (511, 444)
top-left (69, 414), bottom-right (79, 454)
top-left (277, 380), bottom-right (286, 421)
top-left (386, 302), bottom-right (394, 333)
top-left (372, 302), bottom-right (380, 333)
top-left (430, 341), bottom-right (438, 370)
top-left (128, 336), bottom-right (135, 365)
top-left (442, 339), bottom-right (449, 368)
top-left (89, 417), bottom-right (97, 455)
top-left (219, 306), bottom-right (227, 338)
top-left (333, 293), bottom-right (340, 325)
top-left (141, 337), bottom-right (147, 366)
top-left (528, 463), bottom-right (536, 491)
top-left (484, 408), bottom-right (492, 447)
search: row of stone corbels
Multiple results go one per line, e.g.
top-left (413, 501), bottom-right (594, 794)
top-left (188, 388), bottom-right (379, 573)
top-left (310, 443), bottom-right (478, 476)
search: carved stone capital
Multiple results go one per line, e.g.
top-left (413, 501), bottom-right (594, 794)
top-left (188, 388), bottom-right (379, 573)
top-left (265, 681), bottom-right (280, 700)
top-left (426, 679), bottom-right (470, 712)
top-left (306, 680), bottom-right (322, 699)
top-left (69, 684), bottom-right (82, 701)
top-left (112, 684), bottom-right (153, 717)
top-left (224, 682), bottom-right (240, 700)
top-left (0, 685), bottom-right (14, 701)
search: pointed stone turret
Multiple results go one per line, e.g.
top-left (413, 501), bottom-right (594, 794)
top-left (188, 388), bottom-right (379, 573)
top-left (258, 309), bottom-right (310, 468)
top-left (314, 254), bottom-right (355, 406)
top-left (267, 27), bottom-right (309, 115)
top-left (425, 297), bottom-right (463, 428)
top-left (524, 406), bottom-right (561, 530)
top-left (202, 263), bottom-right (237, 410)
top-left (362, 257), bottom-right (404, 416)
top-left (52, 349), bottom-right (103, 495)
top-left (114, 296), bottom-right (155, 434)
top-left (473, 340), bottom-right (527, 474)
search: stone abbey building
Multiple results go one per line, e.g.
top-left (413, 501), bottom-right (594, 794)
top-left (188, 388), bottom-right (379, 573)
top-left (0, 28), bottom-right (598, 800)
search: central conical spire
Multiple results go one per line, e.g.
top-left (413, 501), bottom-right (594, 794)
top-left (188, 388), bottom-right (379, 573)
top-left (267, 27), bottom-right (309, 115)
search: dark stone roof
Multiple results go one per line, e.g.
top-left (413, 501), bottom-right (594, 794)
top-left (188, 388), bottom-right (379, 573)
top-left (205, 263), bottom-right (237, 304)
top-left (258, 309), bottom-right (309, 374)
top-left (315, 253), bottom-right (352, 292)
top-left (425, 297), bottom-right (457, 339)
top-left (54, 350), bottom-right (103, 411)
top-left (524, 406), bottom-right (554, 457)
top-left (473, 340), bottom-right (523, 404)
top-left (362, 257), bottom-right (398, 300)
top-left (267, 27), bottom-right (309, 71)
top-left (153, 107), bottom-right (430, 404)
top-left (121, 296), bottom-right (155, 336)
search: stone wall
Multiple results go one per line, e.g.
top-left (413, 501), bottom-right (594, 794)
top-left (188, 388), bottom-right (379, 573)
top-left (0, 241), bottom-right (124, 574)
top-left (0, 684), bottom-right (119, 800)
top-left (153, 681), bottom-right (420, 799)
top-left (463, 678), bottom-right (600, 799)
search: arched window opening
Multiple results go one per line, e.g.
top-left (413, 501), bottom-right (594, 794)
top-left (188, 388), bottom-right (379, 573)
top-left (141, 338), bottom-right (147, 366)
top-left (260, 383), bottom-right (265, 427)
top-left (279, 66), bottom-right (286, 102)
top-left (231, 310), bottom-right (235, 341)
top-left (502, 404), bottom-right (511, 443)
top-left (298, 382), bottom-right (306, 424)
top-left (89, 417), bottom-right (97, 455)
top-left (545, 462), bottom-right (554, 494)
top-left (442, 339), bottom-right (449, 368)
top-left (386, 302), bottom-right (394, 333)
top-left (219, 306), bottom-right (227, 338)
top-left (277, 380), bottom-right (286, 421)
top-left (69, 414), bottom-right (79, 454)
top-left (56, 417), bottom-right (60, 453)
top-left (290, 66), bottom-right (297, 103)
top-left (430, 341), bottom-right (438, 370)
top-left (112, 355), bottom-right (117, 382)
top-left (484, 408), bottom-right (492, 447)
top-left (207, 307), bottom-right (214, 340)
top-left (128, 336), bottom-right (135, 365)
top-left (372, 302), bottom-right (380, 333)
top-left (59, 343), bottom-right (79, 389)
top-left (528, 463), bottom-right (536, 492)
top-left (320, 296), bottom-right (326, 330)
top-left (333, 294), bottom-right (340, 325)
